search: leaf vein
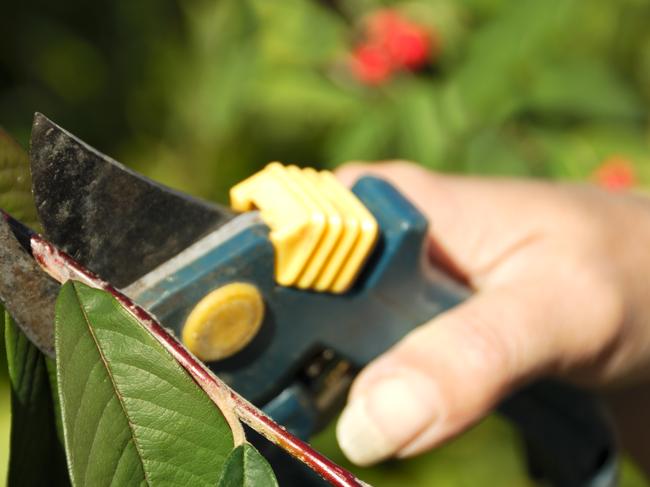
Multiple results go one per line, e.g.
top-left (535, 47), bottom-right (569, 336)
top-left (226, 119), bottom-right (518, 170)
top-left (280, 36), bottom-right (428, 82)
top-left (134, 422), bottom-right (228, 457)
top-left (71, 285), bottom-right (151, 486)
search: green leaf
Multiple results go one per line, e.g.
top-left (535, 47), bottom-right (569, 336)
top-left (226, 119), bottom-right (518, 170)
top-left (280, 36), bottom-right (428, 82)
top-left (525, 59), bottom-right (643, 121)
top-left (0, 129), bottom-right (39, 229)
top-left (451, 0), bottom-right (577, 127)
top-left (326, 102), bottom-right (395, 165)
top-left (217, 444), bottom-right (278, 487)
top-left (55, 281), bottom-right (235, 486)
top-left (5, 313), bottom-right (69, 486)
top-left (46, 356), bottom-right (66, 445)
top-left (393, 81), bottom-right (448, 169)
top-left (461, 128), bottom-right (532, 176)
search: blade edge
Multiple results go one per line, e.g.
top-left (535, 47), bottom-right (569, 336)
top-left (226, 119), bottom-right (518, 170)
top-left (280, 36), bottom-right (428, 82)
top-left (30, 113), bottom-right (235, 288)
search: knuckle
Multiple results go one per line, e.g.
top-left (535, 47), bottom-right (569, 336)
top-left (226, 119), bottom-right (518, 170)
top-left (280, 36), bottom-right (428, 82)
top-left (381, 161), bottom-right (434, 179)
top-left (398, 305), bottom-right (525, 384)
top-left (570, 270), bottom-right (625, 357)
top-left (456, 309), bottom-right (519, 382)
top-left (381, 160), bottom-right (419, 170)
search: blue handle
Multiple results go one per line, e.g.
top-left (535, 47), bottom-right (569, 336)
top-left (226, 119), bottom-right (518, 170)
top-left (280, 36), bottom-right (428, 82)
top-left (135, 176), bottom-right (616, 487)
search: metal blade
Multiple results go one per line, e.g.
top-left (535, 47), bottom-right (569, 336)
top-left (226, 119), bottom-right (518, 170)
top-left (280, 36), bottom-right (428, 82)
top-left (30, 113), bottom-right (235, 288)
top-left (0, 213), bottom-right (58, 356)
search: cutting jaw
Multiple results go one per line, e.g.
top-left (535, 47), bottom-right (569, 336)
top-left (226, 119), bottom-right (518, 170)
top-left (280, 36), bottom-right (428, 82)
top-left (30, 113), bottom-right (235, 288)
top-left (0, 212), bottom-right (59, 356)
top-left (0, 114), bottom-right (236, 356)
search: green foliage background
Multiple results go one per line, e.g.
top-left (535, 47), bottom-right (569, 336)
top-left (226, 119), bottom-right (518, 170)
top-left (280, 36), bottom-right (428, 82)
top-left (0, 0), bottom-right (649, 485)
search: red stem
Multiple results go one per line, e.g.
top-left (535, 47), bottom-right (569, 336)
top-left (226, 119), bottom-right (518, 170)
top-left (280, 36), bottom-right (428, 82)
top-left (31, 235), bottom-right (366, 487)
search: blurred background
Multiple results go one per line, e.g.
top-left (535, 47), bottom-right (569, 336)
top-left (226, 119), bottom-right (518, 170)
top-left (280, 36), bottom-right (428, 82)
top-left (1, 0), bottom-right (649, 485)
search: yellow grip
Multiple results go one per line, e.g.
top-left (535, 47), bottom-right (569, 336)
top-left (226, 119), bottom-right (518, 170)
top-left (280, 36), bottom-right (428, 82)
top-left (230, 163), bottom-right (378, 293)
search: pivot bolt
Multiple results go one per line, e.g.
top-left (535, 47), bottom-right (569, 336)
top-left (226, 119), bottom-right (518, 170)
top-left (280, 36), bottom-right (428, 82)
top-left (183, 282), bottom-right (264, 362)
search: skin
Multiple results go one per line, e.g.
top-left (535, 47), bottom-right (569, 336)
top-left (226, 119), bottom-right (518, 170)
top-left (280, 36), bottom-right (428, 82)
top-left (334, 161), bottom-right (650, 474)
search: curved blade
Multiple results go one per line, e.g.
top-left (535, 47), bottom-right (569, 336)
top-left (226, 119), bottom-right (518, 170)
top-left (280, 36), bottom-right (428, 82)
top-left (30, 113), bottom-right (235, 288)
top-left (0, 214), bottom-right (58, 356)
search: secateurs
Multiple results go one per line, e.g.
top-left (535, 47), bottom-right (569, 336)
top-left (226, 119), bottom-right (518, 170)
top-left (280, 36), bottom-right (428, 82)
top-left (1, 114), bottom-right (617, 487)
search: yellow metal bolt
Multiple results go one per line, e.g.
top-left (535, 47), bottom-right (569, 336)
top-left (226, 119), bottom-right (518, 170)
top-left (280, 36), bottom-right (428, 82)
top-left (183, 283), bottom-right (265, 362)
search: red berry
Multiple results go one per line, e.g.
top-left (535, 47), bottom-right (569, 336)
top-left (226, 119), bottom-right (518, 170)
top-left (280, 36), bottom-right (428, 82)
top-left (366, 9), bottom-right (432, 70)
top-left (349, 42), bottom-right (393, 85)
top-left (387, 24), bottom-right (431, 69)
top-left (348, 9), bottom-right (437, 86)
top-left (593, 156), bottom-right (636, 191)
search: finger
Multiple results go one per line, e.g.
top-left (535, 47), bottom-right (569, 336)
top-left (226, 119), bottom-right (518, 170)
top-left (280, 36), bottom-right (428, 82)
top-left (335, 284), bottom-right (559, 466)
top-left (335, 161), bottom-right (399, 187)
top-left (336, 161), bottom-right (558, 286)
top-left (335, 161), bottom-right (451, 209)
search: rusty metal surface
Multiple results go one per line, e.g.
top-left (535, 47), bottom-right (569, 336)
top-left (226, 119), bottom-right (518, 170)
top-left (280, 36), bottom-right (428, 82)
top-left (30, 113), bottom-right (235, 288)
top-left (0, 215), bottom-right (58, 356)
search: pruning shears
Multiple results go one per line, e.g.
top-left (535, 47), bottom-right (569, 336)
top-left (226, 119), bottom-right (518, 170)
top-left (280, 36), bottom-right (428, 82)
top-left (1, 114), bottom-right (617, 486)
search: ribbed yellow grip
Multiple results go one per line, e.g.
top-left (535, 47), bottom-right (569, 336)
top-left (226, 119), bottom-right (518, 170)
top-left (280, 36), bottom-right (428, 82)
top-left (230, 163), bottom-right (378, 293)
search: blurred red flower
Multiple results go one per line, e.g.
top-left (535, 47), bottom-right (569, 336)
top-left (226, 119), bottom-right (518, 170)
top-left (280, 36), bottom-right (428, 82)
top-left (593, 156), bottom-right (636, 191)
top-left (350, 43), bottom-right (394, 85)
top-left (349, 9), bottom-right (437, 86)
top-left (366, 10), bottom-right (433, 70)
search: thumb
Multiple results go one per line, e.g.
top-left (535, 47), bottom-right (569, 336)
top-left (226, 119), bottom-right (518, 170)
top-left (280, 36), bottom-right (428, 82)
top-left (336, 285), bottom-right (557, 466)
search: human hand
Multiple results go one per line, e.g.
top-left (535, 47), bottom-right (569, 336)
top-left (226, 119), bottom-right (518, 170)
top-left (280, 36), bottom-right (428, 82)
top-left (334, 162), bottom-right (650, 469)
